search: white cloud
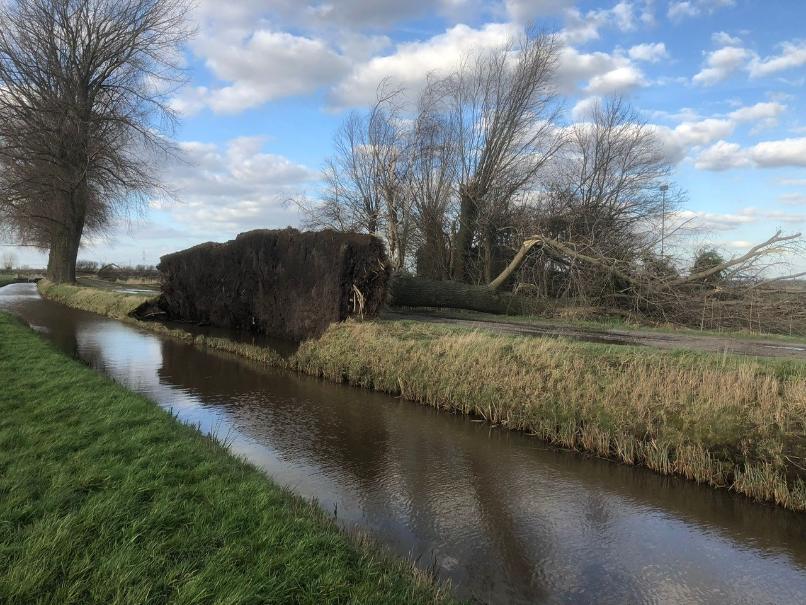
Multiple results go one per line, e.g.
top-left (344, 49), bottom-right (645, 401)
top-left (671, 118), bottom-right (735, 146)
top-left (571, 96), bottom-right (601, 121)
top-left (668, 0), bottom-right (736, 21)
top-left (654, 101), bottom-right (788, 167)
top-left (611, 1), bottom-right (637, 31)
top-left (724, 240), bottom-right (754, 250)
top-left (649, 118), bottom-right (733, 164)
top-left (727, 101), bottom-right (785, 123)
top-left (558, 3), bottom-right (641, 45)
top-left (585, 65), bottom-right (646, 94)
top-left (751, 138), bottom-right (806, 168)
top-left (212, 0), bottom-right (443, 29)
top-left (303, 0), bottom-right (435, 26)
top-left (504, 0), bottom-right (573, 23)
top-left (749, 41), bottom-right (806, 78)
top-left (667, 1), bottom-right (698, 20)
top-left (558, 7), bottom-right (611, 44)
top-left (156, 138), bottom-right (317, 234)
top-left (762, 209), bottom-right (806, 224)
top-left (639, 0), bottom-right (656, 24)
top-left (689, 35), bottom-right (806, 88)
top-left (711, 31), bottom-right (741, 46)
top-left (628, 42), bottom-right (668, 63)
top-left (779, 193), bottom-right (806, 206)
top-left (725, 101), bottom-right (786, 132)
top-left (694, 140), bottom-right (751, 170)
top-left (696, 137), bottom-right (806, 171)
top-left (673, 207), bottom-right (757, 231)
top-left (693, 45), bottom-right (750, 85)
top-left (779, 179), bottom-right (806, 186)
top-left (555, 46), bottom-right (646, 95)
top-left (194, 30), bottom-right (349, 113)
top-left (330, 22), bottom-right (519, 107)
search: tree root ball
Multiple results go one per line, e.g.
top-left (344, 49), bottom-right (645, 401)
top-left (156, 228), bottom-right (390, 341)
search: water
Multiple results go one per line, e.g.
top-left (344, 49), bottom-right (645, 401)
top-left (2, 282), bottom-right (805, 604)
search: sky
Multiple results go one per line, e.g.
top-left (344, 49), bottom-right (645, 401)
top-left (8, 0), bottom-right (806, 271)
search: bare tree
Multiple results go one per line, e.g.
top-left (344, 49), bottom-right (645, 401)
top-left (1, 251), bottom-right (16, 271)
top-left (446, 30), bottom-right (564, 283)
top-left (303, 84), bottom-right (413, 270)
top-left (0, 0), bottom-right (192, 282)
top-left (490, 97), bottom-right (680, 295)
top-left (407, 77), bottom-right (458, 279)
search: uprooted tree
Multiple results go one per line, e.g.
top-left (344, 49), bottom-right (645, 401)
top-left (156, 229), bottom-right (390, 341)
top-left (0, 0), bottom-right (192, 283)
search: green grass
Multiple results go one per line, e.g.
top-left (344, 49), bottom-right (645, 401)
top-left (0, 274), bottom-right (25, 288)
top-left (0, 313), bottom-right (450, 605)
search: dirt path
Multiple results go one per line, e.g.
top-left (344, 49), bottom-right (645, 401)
top-left (76, 276), bottom-right (160, 295)
top-left (384, 311), bottom-right (806, 360)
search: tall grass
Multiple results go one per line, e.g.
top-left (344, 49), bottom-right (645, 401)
top-left (0, 313), bottom-right (451, 604)
top-left (292, 321), bottom-right (806, 512)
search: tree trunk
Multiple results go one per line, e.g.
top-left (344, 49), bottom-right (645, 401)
top-left (482, 227), bottom-right (495, 284)
top-left (47, 187), bottom-right (87, 284)
top-left (389, 274), bottom-right (534, 315)
top-left (489, 238), bottom-right (541, 291)
top-left (47, 225), bottom-right (81, 283)
top-left (451, 189), bottom-right (477, 282)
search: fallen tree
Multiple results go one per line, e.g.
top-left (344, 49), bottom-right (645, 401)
top-left (486, 230), bottom-right (806, 333)
top-left (388, 274), bottom-right (538, 315)
top-left (156, 229), bottom-right (389, 341)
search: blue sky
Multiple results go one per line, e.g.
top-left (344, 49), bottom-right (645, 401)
top-left (10, 0), bottom-right (806, 271)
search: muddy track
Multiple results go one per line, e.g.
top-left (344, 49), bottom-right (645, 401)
top-left (384, 311), bottom-right (806, 360)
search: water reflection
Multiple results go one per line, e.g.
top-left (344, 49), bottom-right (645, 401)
top-left (2, 283), bottom-right (805, 604)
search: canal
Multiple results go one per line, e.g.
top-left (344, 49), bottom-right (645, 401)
top-left (2, 283), bottom-right (805, 604)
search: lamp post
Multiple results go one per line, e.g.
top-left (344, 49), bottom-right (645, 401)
top-left (660, 184), bottom-right (669, 257)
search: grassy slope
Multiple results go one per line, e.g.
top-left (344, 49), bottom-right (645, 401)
top-left (36, 280), bottom-right (806, 511)
top-left (0, 274), bottom-right (25, 288)
top-left (0, 313), bottom-right (449, 605)
top-left (293, 321), bottom-right (806, 511)
top-left (38, 278), bottom-right (149, 318)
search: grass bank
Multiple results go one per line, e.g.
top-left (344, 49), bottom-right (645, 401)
top-left (0, 274), bottom-right (26, 288)
top-left (37, 280), bottom-right (806, 512)
top-left (38, 278), bottom-right (150, 319)
top-left (0, 312), bottom-right (449, 605)
top-left (291, 321), bottom-right (806, 512)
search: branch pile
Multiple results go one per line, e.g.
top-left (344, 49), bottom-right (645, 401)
top-left (492, 230), bottom-right (806, 334)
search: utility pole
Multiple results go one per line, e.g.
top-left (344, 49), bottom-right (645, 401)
top-left (660, 184), bottom-right (669, 257)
